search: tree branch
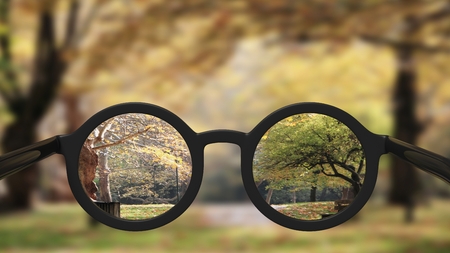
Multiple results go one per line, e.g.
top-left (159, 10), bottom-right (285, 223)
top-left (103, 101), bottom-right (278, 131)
top-left (343, 147), bottom-right (363, 164)
top-left (360, 34), bottom-right (450, 53)
top-left (325, 156), bottom-right (356, 185)
top-left (320, 164), bottom-right (334, 176)
top-left (320, 163), bottom-right (354, 185)
top-left (282, 133), bottom-right (294, 142)
top-left (357, 157), bottom-right (365, 174)
top-left (63, 0), bottom-right (80, 49)
top-left (310, 127), bottom-right (327, 143)
top-left (24, 9), bottom-right (68, 124)
top-left (410, 2), bottom-right (450, 30)
top-left (256, 179), bottom-right (265, 187)
top-left (93, 125), bottom-right (153, 150)
top-left (108, 131), bottom-right (189, 154)
top-left (95, 118), bottom-right (114, 141)
top-left (334, 161), bottom-right (359, 175)
top-left (73, 0), bottom-right (106, 47)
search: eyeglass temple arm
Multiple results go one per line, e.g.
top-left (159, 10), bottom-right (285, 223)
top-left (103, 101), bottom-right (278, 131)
top-left (385, 136), bottom-right (450, 184)
top-left (0, 136), bottom-right (60, 180)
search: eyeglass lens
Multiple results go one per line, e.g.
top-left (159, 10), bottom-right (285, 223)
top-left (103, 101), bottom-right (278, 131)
top-left (78, 113), bottom-right (192, 220)
top-left (252, 113), bottom-right (366, 220)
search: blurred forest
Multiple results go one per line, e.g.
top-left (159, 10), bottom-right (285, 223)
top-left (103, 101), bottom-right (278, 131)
top-left (1, 0), bottom-right (450, 250)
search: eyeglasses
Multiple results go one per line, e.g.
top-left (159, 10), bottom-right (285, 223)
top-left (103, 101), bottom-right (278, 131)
top-left (1, 102), bottom-right (449, 231)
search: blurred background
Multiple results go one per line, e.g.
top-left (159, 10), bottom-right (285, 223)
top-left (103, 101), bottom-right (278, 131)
top-left (1, 0), bottom-right (450, 252)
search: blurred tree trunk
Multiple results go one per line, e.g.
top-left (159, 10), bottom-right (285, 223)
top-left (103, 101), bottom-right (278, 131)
top-left (62, 92), bottom-right (84, 133)
top-left (358, 7), bottom-right (450, 221)
top-left (0, 1), bottom-right (79, 211)
top-left (1, 119), bottom-right (39, 210)
top-left (387, 13), bottom-right (433, 222)
top-left (1, 12), bottom-right (65, 211)
top-left (389, 46), bottom-right (422, 223)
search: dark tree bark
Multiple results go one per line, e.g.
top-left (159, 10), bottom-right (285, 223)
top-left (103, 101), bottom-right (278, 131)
top-left (341, 187), bottom-right (356, 200)
top-left (79, 143), bottom-right (98, 200)
top-left (62, 92), bottom-right (84, 133)
top-left (1, 11), bottom-right (67, 211)
top-left (1, 122), bottom-right (38, 210)
top-left (389, 46), bottom-right (422, 222)
top-left (310, 186), bottom-right (317, 202)
top-left (361, 11), bottom-right (449, 222)
top-left (0, 1), bottom-right (80, 211)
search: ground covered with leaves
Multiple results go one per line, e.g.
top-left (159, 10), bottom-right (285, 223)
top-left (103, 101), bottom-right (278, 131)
top-left (275, 202), bottom-right (337, 220)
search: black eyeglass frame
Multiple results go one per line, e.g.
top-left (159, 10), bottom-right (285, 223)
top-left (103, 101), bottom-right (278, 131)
top-left (1, 102), bottom-right (450, 231)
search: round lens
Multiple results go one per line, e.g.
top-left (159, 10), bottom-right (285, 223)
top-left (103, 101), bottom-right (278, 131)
top-left (252, 113), bottom-right (365, 220)
top-left (78, 113), bottom-right (192, 220)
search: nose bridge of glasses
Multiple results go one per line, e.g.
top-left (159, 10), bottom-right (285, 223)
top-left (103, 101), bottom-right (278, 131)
top-left (197, 130), bottom-right (247, 146)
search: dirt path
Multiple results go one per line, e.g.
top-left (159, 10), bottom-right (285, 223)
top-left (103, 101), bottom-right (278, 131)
top-left (196, 203), bottom-right (274, 227)
top-left (270, 204), bottom-right (287, 211)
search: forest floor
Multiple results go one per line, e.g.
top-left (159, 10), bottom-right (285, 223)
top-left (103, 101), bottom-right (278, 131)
top-left (273, 201), bottom-right (337, 220)
top-left (0, 199), bottom-right (449, 252)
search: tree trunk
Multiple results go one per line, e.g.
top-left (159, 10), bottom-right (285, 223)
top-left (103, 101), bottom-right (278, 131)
top-left (98, 151), bottom-right (112, 202)
top-left (79, 143), bottom-right (98, 200)
top-left (62, 92), bottom-right (84, 132)
top-left (341, 187), bottom-right (350, 200)
top-left (0, 120), bottom-right (38, 211)
top-left (0, 9), bottom-right (69, 211)
top-left (351, 182), bottom-right (361, 197)
top-left (319, 188), bottom-right (328, 201)
top-left (266, 188), bottom-right (273, 204)
top-left (45, 93), bottom-right (84, 202)
top-left (389, 46), bottom-right (421, 223)
top-left (310, 186), bottom-right (317, 202)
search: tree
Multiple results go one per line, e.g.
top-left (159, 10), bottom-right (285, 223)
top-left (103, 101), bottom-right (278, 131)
top-left (253, 114), bottom-right (365, 204)
top-left (0, 0), bottom-right (223, 210)
top-left (81, 113), bottom-right (192, 205)
top-left (0, 0), bottom-right (84, 211)
top-left (245, 0), bottom-right (450, 221)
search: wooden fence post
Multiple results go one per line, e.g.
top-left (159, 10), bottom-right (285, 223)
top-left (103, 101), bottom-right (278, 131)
top-left (89, 201), bottom-right (121, 227)
top-left (94, 201), bottom-right (121, 217)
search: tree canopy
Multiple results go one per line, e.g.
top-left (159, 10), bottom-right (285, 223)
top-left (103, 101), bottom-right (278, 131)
top-left (253, 113), bottom-right (366, 206)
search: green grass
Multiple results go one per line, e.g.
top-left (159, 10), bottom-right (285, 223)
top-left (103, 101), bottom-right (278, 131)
top-left (276, 202), bottom-right (338, 220)
top-left (0, 199), bottom-right (450, 252)
top-left (120, 204), bottom-right (173, 220)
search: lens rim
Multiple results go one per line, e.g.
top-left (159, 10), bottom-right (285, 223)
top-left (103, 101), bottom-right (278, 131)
top-left (60, 103), bottom-right (200, 231)
top-left (242, 102), bottom-right (385, 231)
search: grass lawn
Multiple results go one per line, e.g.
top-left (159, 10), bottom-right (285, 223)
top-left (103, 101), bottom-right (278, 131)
top-left (120, 204), bottom-right (174, 220)
top-left (275, 201), bottom-right (338, 220)
top-left (0, 199), bottom-right (450, 252)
